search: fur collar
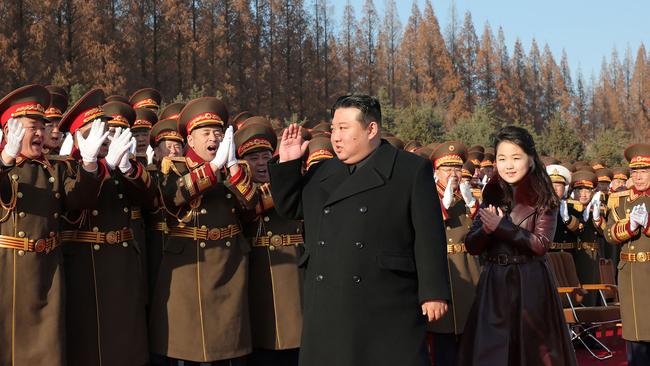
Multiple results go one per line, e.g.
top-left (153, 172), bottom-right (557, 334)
top-left (482, 172), bottom-right (540, 209)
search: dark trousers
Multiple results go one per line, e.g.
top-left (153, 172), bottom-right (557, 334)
top-left (248, 348), bottom-right (299, 366)
top-left (627, 341), bottom-right (650, 366)
top-left (151, 354), bottom-right (245, 366)
top-left (431, 333), bottom-right (458, 366)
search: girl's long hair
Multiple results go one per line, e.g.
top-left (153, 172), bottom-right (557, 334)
top-left (492, 126), bottom-right (559, 213)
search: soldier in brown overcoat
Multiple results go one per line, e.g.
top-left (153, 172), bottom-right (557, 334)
top-left (0, 85), bottom-right (105, 366)
top-left (149, 97), bottom-right (256, 365)
top-left (235, 117), bottom-right (304, 366)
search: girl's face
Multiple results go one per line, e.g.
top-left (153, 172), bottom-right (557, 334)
top-left (496, 141), bottom-right (531, 184)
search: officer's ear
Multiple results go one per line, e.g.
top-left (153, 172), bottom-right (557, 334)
top-left (186, 134), bottom-right (195, 149)
top-left (366, 121), bottom-right (379, 140)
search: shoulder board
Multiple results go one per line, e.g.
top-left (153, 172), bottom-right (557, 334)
top-left (567, 199), bottom-right (583, 212)
top-left (608, 189), bottom-right (630, 210)
top-left (45, 154), bottom-right (74, 162)
top-left (160, 157), bottom-right (186, 175)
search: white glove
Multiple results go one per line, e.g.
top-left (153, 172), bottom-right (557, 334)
top-left (560, 200), bottom-right (570, 223)
top-left (630, 204), bottom-right (648, 231)
top-left (481, 175), bottom-right (488, 186)
top-left (2, 118), bottom-right (25, 159)
top-left (0, 128), bottom-right (4, 144)
top-left (117, 137), bottom-right (136, 173)
top-left (591, 192), bottom-right (602, 221)
top-left (226, 126), bottom-right (238, 168)
top-left (76, 119), bottom-right (109, 163)
top-left (129, 136), bottom-right (137, 155)
top-left (211, 126), bottom-right (232, 169)
top-left (146, 145), bottom-right (154, 165)
top-left (442, 178), bottom-right (454, 209)
top-left (459, 181), bottom-right (476, 208)
top-left (105, 127), bottom-right (133, 170)
top-left (59, 132), bottom-right (74, 156)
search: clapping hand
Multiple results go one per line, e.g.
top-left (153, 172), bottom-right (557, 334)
top-left (279, 123), bottom-right (309, 163)
top-left (479, 204), bottom-right (505, 234)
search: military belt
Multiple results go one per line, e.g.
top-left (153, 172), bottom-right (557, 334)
top-left (576, 242), bottom-right (599, 251)
top-left (0, 234), bottom-right (61, 254)
top-left (550, 242), bottom-right (577, 250)
top-left (130, 209), bottom-right (142, 220)
top-left (447, 243), bottom-right (466, 254)
top-left (486, 253), bottom-right (542, 266)
top-left (152, 222), bottom-right (169, 233)
top-left (61, 228), bottom-right (134, 244)
top-left (253, 234), bottom-right (304, 249)
top-left (167, 224), bottom-right (242, 241)
top-left (620, 251), bottom-right (650, 263)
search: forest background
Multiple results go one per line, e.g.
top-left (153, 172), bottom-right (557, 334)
top-left (1, 0), bottom-right (648, 164)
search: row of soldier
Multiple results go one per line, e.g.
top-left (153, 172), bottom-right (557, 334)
top-left (1, 84), bottom-right (649, 366)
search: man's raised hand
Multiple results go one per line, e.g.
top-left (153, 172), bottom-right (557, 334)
top-left (279, 123), bottom-right (309, 163)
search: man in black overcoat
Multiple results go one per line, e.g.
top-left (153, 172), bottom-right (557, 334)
top-left (268, 95), bottom-right (451, 366)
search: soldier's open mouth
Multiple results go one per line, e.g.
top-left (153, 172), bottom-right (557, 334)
top-left (207, 145), bottom-right (217, 152)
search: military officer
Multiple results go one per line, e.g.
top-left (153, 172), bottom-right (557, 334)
top-left (159, 102), bottom-right (186, 121)
top-left (570, 170), bottom-right (606, 305)
top-left (596, 168), bottom-right (613, 196)
top-left (130, 88), bottom-right (162, 112)
top-left (404, 140), bottom-right (422, 153)
top-left (149, 97), bottom-right (256, 365)
top-left (43, 86), bottom-right (68, 156)
top-left (547, 164), bottom-right (580, 253)
top-left (234, 117), bottom-right (304, 366)
top-left (427, 141), bottom-right (481, 366)
top-left (479, 147), bottom-right (495, 185)
top-left (59, 88), bottom-right (153, 366)
top-left (0, 84), bottom-right (107, 366)
top-left (611, 167), bottom-right (630, 193)
top-left (605, 143), bottom-right (650, 365)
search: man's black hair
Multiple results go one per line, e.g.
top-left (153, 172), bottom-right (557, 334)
top-left (330, 94), bottom-right (381, 127)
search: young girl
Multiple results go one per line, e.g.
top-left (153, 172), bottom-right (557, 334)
top-left (457, 126), bottom-right (577, 366)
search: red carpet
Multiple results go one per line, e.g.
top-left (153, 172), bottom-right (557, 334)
top-left (576, 327), bottom-right (627, 366)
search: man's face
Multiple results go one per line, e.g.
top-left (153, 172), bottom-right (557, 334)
top-left (187, 126), bottom-right (223, 162)
top-left (43, 120), bottom-right (63, 150)
top-left (243, 150), bottom-right (273, 183)
top-left (154, 140), bottom-right (183, 161)
top-left (597, 181), bottom-right (610, 194)
top-left (8, 117), bottom-right (45, 159)
top-left (576, 188), bottom-right (594, 205)
top-left (611, 178), bottom-right (626, 192)
top-left (481, 166), bottom-right (494, 179)
top-left (435, 165), bottom-right (462, 191)
top-left (132, 130), bottom-right (150, 153)
top-left (330, 107), bottom-right (378, 164)
top-left (552, 182), bottom-right (566, 198)
top-left (631, 169), bottom-right (650, 192)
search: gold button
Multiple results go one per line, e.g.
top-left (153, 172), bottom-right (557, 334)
top-left (114, 180), bottom-right (119, 185)
top-left (231, 208), bottom-right (236, 213)
top-left (446, 226), bottom-right (451, 230)
top-left (16, 192), bottom-right (23, 198)
top-left (201, 225), bottom-right (207, 230)
top-left (55, 192), bottom-right (61, 199)
top-left (296, 228), bottom-right (301, 233)
top-left (226, 193), bottom-right (232, 199)
top-left (17, 250), bottom-right (25, 256)
top-left (92, 227), bottom-right (99, 232)
top-left (53, 213), bottom-right (59, 219)
top-left (93, 244), bottom-right (101, 251)
top-left (118, 194), bottom-right (124, 199)
top-left (267, 231), bottom-right (273, 237)
top-left (18, 231), bottom-right (25, 238)
top-left (18, 212), bottom-right (25, 218)
top-left (122, 242), bottom-right (129, 248)
top-left (269, 245), bottom-right (276, 251)
top-left (92, 210), bottom-right (99, 216)
top-left (11, 174), bottom-right (19, 181)
top-left (225, 241), bottom-right (231, 247)
top-left (630, 246), bottom-right (635, 250)
top-left (264, 216), bottom-right (270, 222)
top-left (199, 242), bottom-right (206, 248)
top-left (49, 177), bottom-right (55, 183)
top-left (448, 238), bottom-right (453, 242)
top-left (200, 208), bottom-right (207, 214)
top-left (123, 207), bottom-right (129, 213)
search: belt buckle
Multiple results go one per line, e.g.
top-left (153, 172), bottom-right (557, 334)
top-left (106, 231), bottom-right (118, 244)
top-left (497, 254), bottom-right (508, 265)
top-left (270, 235), bottom-right (283, 247)
top-left (453, 243), bottom-right (462, 253)
top-left (636, 252), bottom-right (647, 262)
top-left (34, 239), bottom-right (46, 253)
top-left (208, 228), bottom-right (221, 241)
